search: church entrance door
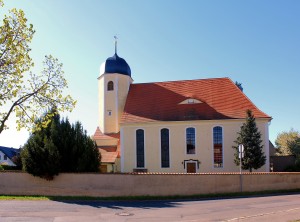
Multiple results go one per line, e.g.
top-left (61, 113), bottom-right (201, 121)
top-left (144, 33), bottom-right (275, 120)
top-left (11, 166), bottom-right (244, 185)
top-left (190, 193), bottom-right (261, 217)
top-left (186, 162), bottom-right (196, 173)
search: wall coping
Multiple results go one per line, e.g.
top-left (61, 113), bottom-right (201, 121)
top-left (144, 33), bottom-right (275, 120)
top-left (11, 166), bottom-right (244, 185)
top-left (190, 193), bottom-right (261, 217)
top-left (1, 171), bottom-right (300, 176)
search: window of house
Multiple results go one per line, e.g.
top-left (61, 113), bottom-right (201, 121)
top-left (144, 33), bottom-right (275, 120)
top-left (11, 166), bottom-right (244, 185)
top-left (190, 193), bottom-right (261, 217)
top-left (136, 129), bottom-right (145, 168)
top-left (107, 81), bottom-right (114, 91)
top-left (161, 128), bottom-right (170, 168)
top-left (188, 99), bottom-right (194, 104)
top-left (4, 155), bottom-right (7, 160)
top-left (213, 126), bottom-right (223, 168)
top-left (107, 110), bottom-right (112, 116)
top-left (186, 127), bottom-right (196, 154)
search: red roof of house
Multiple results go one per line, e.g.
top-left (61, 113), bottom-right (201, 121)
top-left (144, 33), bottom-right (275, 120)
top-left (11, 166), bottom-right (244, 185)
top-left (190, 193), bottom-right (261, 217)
top-left (121, 77), bottom-right (271, 124)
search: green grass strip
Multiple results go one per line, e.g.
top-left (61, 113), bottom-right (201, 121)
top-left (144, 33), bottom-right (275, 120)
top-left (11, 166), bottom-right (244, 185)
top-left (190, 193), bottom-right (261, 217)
top-left (0, 188), bottom-right (300, 201)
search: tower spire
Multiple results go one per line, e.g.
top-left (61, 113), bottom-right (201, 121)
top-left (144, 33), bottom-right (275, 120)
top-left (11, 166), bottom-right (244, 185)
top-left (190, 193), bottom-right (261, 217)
top-left (114, 35), bottom-right (118, 54)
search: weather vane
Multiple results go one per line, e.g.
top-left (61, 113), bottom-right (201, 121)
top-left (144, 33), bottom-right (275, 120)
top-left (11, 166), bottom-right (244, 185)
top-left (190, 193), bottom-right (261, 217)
top-left (114, 35), bottom-right (118, 54)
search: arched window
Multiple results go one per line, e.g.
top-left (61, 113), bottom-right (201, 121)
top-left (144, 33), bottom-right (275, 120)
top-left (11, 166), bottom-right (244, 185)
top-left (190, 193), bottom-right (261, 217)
top-left (161, 128), bottom-right (170, 168)
top-left (136, 129), bottom-right (145, 168)
top-left (213, 126), bottom-right (223, 168)
top-left (186, 127), bottom-right (195, 154)
top-left (107, 81), bottom-right (114, 91)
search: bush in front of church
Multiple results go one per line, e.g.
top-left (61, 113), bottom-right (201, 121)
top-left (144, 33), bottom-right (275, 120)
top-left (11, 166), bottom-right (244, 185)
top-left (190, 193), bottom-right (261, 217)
top-left (21, 109), bottom-right (100, 180)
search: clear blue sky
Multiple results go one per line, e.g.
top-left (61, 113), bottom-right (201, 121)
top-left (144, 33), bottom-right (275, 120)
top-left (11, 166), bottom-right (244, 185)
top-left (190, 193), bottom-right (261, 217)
top-left (0, 0), bottom-right (299, 148)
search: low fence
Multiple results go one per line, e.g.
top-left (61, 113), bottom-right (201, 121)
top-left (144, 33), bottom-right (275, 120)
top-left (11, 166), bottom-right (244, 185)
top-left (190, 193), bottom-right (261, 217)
top-left (0, 172), bottom-right (300, 197)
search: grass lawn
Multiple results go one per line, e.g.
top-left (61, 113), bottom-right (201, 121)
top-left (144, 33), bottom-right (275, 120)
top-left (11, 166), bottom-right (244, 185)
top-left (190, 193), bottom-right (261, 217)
top-left (1, 189), bottom-right (300, 201)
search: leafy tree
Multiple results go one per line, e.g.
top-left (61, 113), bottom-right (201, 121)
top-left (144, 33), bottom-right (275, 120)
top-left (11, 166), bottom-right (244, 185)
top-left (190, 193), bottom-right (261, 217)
top-left (233, 109), bottom-right (266, 172)
top-left (275, 129), bottom-right (300, 157)
top-left (290, 138), bottom-right (300, 159)
top-left (0, 1), bottom-right (76, 135)
top-left (22, 109), bottom-right (100, 180)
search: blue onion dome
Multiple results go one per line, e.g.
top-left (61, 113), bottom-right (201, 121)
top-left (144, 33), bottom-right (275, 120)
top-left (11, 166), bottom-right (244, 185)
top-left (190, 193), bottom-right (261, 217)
top-left (100, 53), bottom-right (131, 77)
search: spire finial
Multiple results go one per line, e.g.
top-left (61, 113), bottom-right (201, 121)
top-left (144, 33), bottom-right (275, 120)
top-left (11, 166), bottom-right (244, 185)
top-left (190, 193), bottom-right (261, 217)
top-left (114, 35), bottom-right (118, 54)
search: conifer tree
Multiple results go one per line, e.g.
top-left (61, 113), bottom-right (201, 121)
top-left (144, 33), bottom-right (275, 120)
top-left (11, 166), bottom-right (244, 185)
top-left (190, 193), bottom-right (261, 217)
top-left (22, 109), bottom-right (100, 180)
top-left (54, 120), bottom-right (100, 172)
top-left (233, 109), bottom-right (266, 172)
top-left (21, 112), bottom-right (60, 180)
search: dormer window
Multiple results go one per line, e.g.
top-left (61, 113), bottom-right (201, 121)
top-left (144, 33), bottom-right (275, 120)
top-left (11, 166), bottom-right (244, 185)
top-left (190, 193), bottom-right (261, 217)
top-left (179, 98), bottom-right (202, 105)
top-left (107, 81), bottom-right (114, 91)
top-left (188, 99), bottom-right (194, 104)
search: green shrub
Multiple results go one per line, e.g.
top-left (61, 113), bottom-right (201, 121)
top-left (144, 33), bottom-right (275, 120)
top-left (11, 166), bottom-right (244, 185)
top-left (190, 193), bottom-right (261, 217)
top-left (22, 133), bottom-right (60, 180)
top-left (0, 165), bottom-right (4, 171)
top-left (284, 159), bottom-right (300, 172)
top-left (22, 109), bottom-right (100, 180)
top-left (1, 165), bottom-right (20, 170)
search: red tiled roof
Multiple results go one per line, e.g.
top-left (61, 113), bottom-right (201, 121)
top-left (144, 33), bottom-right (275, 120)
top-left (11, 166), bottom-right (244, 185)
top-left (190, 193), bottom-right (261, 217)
top-left (93, 127), bottom-right (120, 140)
top-left (99, 146), bottom-right (117, 152)
top-left (121, 77), bottom-right (271, 123)
top-left (99, 148), bottom-right (118, 163)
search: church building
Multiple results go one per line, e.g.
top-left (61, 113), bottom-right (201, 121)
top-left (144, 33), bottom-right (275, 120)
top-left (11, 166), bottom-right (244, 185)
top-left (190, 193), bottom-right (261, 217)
top-left (93, 41), bottom-right (271, 173)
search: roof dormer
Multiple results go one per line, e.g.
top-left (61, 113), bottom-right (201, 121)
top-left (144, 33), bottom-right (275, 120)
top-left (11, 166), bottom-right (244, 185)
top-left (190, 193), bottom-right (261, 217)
top-left (179, 98), bottom-right (203, 105)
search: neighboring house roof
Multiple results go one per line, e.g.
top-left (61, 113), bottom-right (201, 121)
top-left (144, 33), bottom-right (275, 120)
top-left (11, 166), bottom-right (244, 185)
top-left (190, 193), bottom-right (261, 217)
top-left (121, 77), bottom-right (271, 124)
top-left (269, 141), bottom-right (277, 156)
top-left (0, 146), bottom-right (19, 160)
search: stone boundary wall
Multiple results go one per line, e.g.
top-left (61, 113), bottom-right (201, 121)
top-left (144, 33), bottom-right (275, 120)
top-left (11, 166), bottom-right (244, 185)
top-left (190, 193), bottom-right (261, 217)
top-left (0, 172), bottom-right (300, 197)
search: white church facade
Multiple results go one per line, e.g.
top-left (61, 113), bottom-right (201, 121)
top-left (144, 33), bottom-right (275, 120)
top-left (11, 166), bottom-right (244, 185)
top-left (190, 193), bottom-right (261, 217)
top-left (93, 44), bottom-right (271, 173)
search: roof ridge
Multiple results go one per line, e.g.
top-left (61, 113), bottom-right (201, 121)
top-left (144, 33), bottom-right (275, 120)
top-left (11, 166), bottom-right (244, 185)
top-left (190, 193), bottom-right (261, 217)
top-left (131, 77), bottom-right (230, 85)
top-left (0, 146), bottom-right (18, 150)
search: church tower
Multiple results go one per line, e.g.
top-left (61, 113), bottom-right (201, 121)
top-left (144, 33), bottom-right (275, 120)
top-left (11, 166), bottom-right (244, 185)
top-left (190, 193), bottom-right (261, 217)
top-left (98, 38), bottom-right (133, 134)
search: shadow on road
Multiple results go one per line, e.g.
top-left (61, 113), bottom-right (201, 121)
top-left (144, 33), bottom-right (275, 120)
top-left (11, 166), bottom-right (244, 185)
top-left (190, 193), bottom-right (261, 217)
top-left (48, 191), bottom-right (300, 210)
top-left (50, 199), bottom-right (183, 210)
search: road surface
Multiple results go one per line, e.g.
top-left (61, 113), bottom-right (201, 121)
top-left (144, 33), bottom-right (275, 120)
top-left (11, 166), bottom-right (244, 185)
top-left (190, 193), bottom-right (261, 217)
top-left (0, 194), bottom-right (300, 221)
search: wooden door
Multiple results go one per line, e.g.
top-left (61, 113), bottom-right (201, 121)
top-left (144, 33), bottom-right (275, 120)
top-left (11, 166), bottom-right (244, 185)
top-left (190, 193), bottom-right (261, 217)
top-left (186, 162), bottom-right (196, 173)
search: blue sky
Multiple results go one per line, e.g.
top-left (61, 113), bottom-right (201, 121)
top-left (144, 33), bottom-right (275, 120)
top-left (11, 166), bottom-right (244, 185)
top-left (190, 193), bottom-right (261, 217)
top-left (0, 0), bottom-right (300, 148)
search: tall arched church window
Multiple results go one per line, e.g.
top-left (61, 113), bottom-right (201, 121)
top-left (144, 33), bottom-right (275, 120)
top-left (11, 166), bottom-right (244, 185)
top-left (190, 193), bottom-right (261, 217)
top-left (136, 129), bottom-right (145, 168)
top-left (213, 126), bottom-right (223, 168)
top-left (161, 128), bottom-right (170, 168)
top-left (107, 81), bottom-right (114, 91)
top-left (186, 127), bottom-right (196, 154)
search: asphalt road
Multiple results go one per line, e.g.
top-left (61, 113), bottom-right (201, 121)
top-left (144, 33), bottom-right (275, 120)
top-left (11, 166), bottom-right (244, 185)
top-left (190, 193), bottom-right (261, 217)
top-left (0, 194), bottom-right (300, 222)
